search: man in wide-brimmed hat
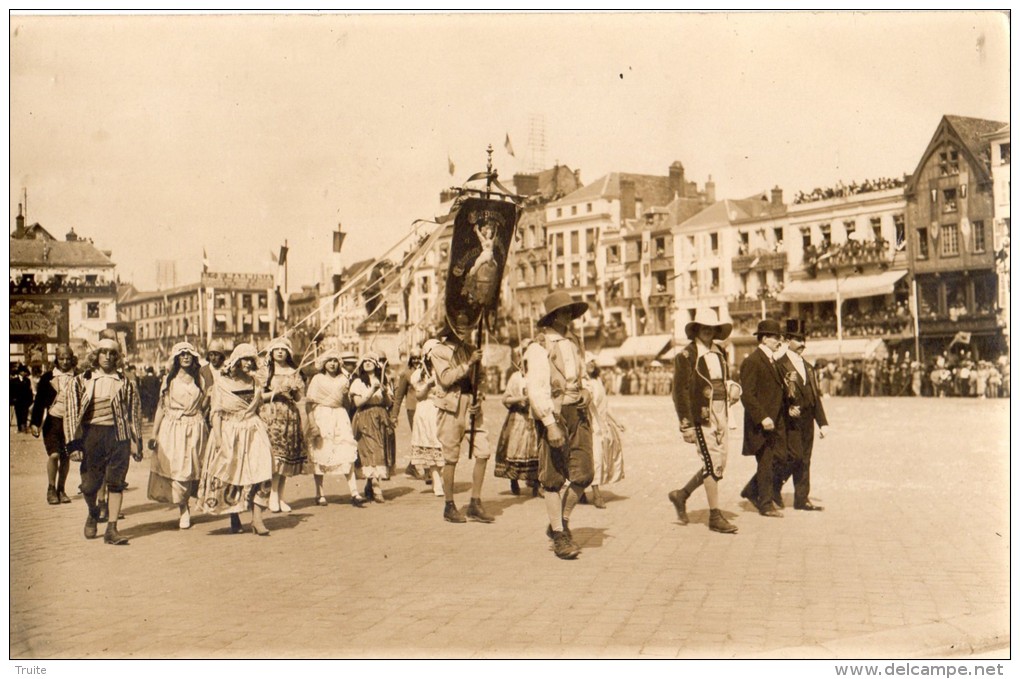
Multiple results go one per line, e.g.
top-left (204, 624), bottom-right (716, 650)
top-left (668, 309), bottom-right (741, 534)
top-left (524, 290), bottom-right (594, 560)
top-left (775, 319), bottom-right (828, 511)
top-left (430, 321), bottom-right (493, 524)
top-left (738, 318), bottom-right (789, 518)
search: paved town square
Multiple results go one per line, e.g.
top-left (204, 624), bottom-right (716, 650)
top-left (9, 395), bottom-right (1009, 659)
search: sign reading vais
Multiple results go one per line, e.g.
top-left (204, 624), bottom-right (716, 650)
top-left (10, 299), bottom-right (69, 343)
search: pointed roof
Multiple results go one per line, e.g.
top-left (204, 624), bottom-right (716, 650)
top-left (907, 114), bottom-right (1007, 193)
top-left (548, 172), bottom-right (675, 209)
top-left (10, 238), bottom-right (115, 268)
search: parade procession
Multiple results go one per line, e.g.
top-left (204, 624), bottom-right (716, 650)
top-left (9, 12), bottom-right (1010, 664)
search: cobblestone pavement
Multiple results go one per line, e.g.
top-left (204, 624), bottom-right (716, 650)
top-left (9, 396), bottom-right (1009, 659)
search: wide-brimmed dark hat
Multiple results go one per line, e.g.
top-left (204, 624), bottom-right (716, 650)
top-left (784, 319), bottom-right (807, 342)
top-left (538, 291), bottom-right (588, 327)
top-left (684, 308), bottom-right (733, 341)
top-left (754, 319), bottom-right (783, 339)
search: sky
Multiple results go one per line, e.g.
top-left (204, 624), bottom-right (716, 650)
top-left (9, 11), bottom-right (1011, 292)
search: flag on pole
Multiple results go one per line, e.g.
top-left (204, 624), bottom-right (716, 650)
top-left (504, 133), bottom-right (515, 158)
top-left (950, 330), bottom-right (972, 347)
top-left (202, 247), bottom-right (210, 273)
top-left (278, 245), bottom-right (288, 267)
top-left (448, 155), bottom-right (455, 176)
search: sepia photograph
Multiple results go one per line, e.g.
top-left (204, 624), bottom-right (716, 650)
top-left (7, 9), bottom-right (1011, 671)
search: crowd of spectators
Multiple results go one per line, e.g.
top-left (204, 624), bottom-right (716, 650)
top-left (601, 364), bottom-right (674, 396)
top-left (814, 350), bottom-right (1009, 399)
top-left (803, 237), bottom-right (891, 276)
top-left (801, 301), bottom-right (913, 338)
top-left (10, 275), bottom-right (117, 295)
top-left (793, 176), bottom-right (907, 204)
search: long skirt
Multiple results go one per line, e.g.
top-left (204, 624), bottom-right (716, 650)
top-left (148, 411), bottom-right (207, 504)
top-left (493, 406), bottom-right (540, 481)
top-left (352, 405), bottom-right (393, 480)
top-left (593, 414), bottom-right (625, 486)
top-left (410, 399), bottom-right (444, 468)
top-left (198, 415), bottom-right (273, 514)
top-left (261, 399), bottom-right (308, 477)
top-left (309, 405), bottom-right (358, 476)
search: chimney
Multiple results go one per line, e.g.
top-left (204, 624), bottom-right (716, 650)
top-left (14, 203), bottom-right (25, 238)
top-left (705, 175), bottom-right (717, 204)
top-left (620, 178), bottom-right (636, 220)
top-left (770, 185), bottom-right (784, 207)
top-left (513, 173), bottom-right (540, 197)
top-left (669, 161), bottom-right (685, 198)
top-left (66, 227), bottom-right (78, 242)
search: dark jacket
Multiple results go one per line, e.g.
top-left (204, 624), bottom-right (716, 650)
top-left (672, 340), bottom-right (730, 430)
top-left (30, 370), bottom-right (68, 427)
top-left (778, 354), bottom-right (828, 458)
top-left (739, 346), bottom-right (787, 457)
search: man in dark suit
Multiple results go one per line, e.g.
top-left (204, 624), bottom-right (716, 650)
top-left (738, 319), bottom-right (788, 518)
top-left (776, 319), bottom-right (828, 511)
top-left (11, 364), bottom-right (34, 433)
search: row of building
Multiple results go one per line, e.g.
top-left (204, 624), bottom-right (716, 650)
top-left (336, 114), bottom-right (1008, 366)
top-left (9, 114), bottom-right (1010, 369)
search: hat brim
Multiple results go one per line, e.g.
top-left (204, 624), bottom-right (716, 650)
top-left (685, 321), bottom-right (733, 341)
top-left (538, 301), bottom-right (589, 327)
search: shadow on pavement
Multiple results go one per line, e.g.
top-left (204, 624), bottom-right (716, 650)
top-left (570, 526), bottom-right (610, 549)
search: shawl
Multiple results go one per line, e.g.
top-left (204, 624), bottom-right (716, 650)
top-left (305, 373), bottom-right (349, 409)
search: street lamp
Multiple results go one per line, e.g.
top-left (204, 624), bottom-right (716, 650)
top-left (816, 251), bottom-right (847, 367)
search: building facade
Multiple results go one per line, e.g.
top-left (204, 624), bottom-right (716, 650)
top-left (544, 162), bottom-right (712, 348)
top-left (119, 271), bottom-right (274, 365)
top-left (904, 115), bottom-right (1008, 360)
top-left (777, 182), bottom-right (911, 363)
top-left (505, 165), bottom-right (581, 343)
top-left (10, 210), bottom-right (118, 365)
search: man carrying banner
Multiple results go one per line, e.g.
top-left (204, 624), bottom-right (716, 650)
top-left (525, 291), bottom-right (594, 560)
top-left (668, 309), bottom-right (740, 534)
top-left (430, 320), bottom-right (494, 524)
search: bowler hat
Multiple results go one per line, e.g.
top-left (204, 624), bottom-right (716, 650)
top-left (784, 319), bottom-right (807, 342)
top-left (537, 291), bottom-right (588, 327)
top-left (754, 319), bottom-right (783, 339)
top-left (685, 308), bottom-right (733, 341)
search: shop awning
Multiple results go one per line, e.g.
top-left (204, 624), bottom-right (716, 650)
top-left (801, 337), bottom-right (888, 361)
top-left (594, 348), bottom-right (619, 367)
top-left (616, 334), bottom-right (673, 360)
top-left (214, 313), bottom-right (228, 322)
top-left (778, 270), bottom-right (908, 303)
top-left (259, 314), bottom-right (270, 323)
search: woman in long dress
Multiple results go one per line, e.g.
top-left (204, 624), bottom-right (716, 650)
top-left (349, 352), bottom-right (394, 503)
top-left (305, 349), bottom-right (364, 507)
top-left (259, 337), bottom-right (308, 513)
top-left (147, 342), bottom-right (208, 529)
top-left (408, 340), bottom-right (444, 497)
top-left (584, 354), bottom-right (625, 508)
top-left (198, 343), bottom-right (273, 536)
top-left (493, 348), bottom-right (540, 496)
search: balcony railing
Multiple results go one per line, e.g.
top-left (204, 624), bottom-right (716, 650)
top-left (801, 240), bottom-right (891, 277)
top-left (919, 313), bottom-right (1000, 336)
top-left (731, 250), bottom-right (788, 273)
top-left (728, 297), bottom-right (785, 316)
